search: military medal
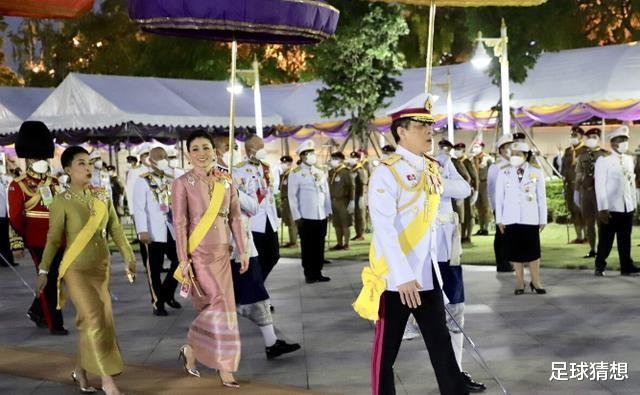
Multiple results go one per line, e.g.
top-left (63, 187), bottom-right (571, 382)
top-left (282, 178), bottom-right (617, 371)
top-left (39, 185), bottom-right (53, 207)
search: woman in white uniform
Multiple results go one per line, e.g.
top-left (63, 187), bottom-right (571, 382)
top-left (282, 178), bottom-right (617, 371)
top-left (495, 142), bottom-right (548, 295)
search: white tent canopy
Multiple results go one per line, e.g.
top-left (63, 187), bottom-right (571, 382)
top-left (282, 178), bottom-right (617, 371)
top-left (0, 87), bottom-right (53, 134)
top-left (28, 73), bottom-right (282, 133)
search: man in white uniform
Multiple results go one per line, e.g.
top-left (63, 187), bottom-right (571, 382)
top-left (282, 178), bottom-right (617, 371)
top-left (235, 135), bottom-right (280, 280)
top-left (594, 126), bottom-right (640, 276)
top-left (487, 135), bottom-right (513, 272)
top-left (353, 102), bottom-right (467, 395)
top-left (288, 140), bottom-right (332, 283)
top-left (132, 146), bottom-right (181, 316)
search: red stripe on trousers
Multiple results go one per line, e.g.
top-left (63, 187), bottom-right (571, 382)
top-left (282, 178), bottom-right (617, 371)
top-left (371, 294), bottom-right (385, 395)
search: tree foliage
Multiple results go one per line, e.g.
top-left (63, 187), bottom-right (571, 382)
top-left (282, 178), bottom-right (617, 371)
top-left (312, 3), bottom-right (408, 146)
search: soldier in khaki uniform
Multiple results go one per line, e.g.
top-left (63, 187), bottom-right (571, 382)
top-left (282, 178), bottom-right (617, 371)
top-left (471, 142), bottom-right (493, 236)
top-left (279, 155), bottom-right (298, 248)
top-left (328, 152), bottom-right (355, 250)
top-left (348, 151), bottom-right (368, 241)
top-left (453, 143), bottom-right (479, 243)
top-left (576, 128), bottom-right (609, 259)
top-left (561, 126), bottom-right (588, 243)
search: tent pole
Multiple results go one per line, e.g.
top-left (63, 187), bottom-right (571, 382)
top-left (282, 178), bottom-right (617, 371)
top-left (228, 40), bottom-right (238, 177)
top-left (180, 138), bottom-right (186, 168)
top-left (424, 0), bottom-right (437, 96)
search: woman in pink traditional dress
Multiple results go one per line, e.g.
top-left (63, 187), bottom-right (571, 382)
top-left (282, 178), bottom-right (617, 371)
top-left (171, 130), bottom-right (248, 388)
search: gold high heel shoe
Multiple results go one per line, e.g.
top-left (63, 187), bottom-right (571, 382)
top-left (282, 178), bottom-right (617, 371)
top-left (71, 371), bottom-right (97, 393)
top-left (178, 345), bottom-right (201, 378)
top-left (219, 372), bottom-right (240, 388)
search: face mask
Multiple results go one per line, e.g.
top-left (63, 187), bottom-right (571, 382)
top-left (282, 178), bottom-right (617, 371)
top-left (155, 159), bottom-right (170, 172)
top-left (304, 153), bottom-right (317, 166)
top-left (281, 164), bottom-right (291, 172)
top-left (585, 138), bottom-right (599, 149)
top-left (253, 148), bottom-right (267, 161)
top-left (346, 158), bottom-right (357, 166)
top-left (438, 148), bottom-right (450, 157)
top-left (616, 141), bottom-right (629, 154)
top-left (222, 149), bottom-right (242, 167)
top-left (93, 160), bottom-right (103, 170)
top-left (169, 159), bottom-right (179, 168)
top-left (510, 155), bottom-right (525, 168)
top-left (329, 159), bottom-right (340, 168)
top-left (58, 174), bottom-right (69, 185)
top-left (570, 137), bottom-right (580, 146)
top-left (31, 160), bottom-right (49, 174)
top-left (470, 146), bottom-right (481, 156)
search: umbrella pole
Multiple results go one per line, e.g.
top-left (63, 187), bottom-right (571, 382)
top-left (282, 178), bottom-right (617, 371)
top-left (228, 40), bottom-right (238, 177)
top-left (424, 0), bottom-right (437, 96)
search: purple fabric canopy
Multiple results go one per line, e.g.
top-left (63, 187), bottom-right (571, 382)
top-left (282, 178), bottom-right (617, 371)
top-left (129, 0), bottom-right (339, 44)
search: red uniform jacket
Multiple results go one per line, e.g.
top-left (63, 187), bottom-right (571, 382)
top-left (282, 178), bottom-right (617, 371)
top-left (8, 171), bottom-right (60, 250)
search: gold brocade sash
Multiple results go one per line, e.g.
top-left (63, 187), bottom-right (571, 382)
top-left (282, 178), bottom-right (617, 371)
top-left (56, 197), bottom-right (107, 309)
top-left (352, 175), bottom-right (441, 321)
top-left (173, 181), bottom-right (225, 284)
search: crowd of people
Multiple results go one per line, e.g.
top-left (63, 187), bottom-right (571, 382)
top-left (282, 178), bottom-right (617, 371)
top-left (1, 110), bottom-right (639, 394)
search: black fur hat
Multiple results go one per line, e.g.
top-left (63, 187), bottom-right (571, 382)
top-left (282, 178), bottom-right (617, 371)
top-left (15, 121), bottom-right (54, 159)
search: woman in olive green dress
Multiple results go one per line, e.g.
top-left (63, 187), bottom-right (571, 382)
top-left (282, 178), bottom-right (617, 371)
top-left (36, 146), bottom-right (136, 395)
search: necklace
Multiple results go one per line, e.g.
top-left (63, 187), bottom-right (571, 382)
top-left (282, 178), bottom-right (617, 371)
top-left (67, 188), bottom-right (96, 216)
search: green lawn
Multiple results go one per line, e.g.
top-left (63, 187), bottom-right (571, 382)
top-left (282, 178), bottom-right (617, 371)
top-left (279, 223), bottom-right (640, 271)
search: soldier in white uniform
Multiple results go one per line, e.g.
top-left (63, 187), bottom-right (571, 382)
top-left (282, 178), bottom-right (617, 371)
top-left (288, 140), bottom-right (332, 283)
top-left (235, 135), bottom-right (280, 280)
top-left (132, 146), bottom-right (181, 316)
top-left (353, 103), bottom-right (467, 395)
top-left (0, 163), bottom-right (16, 266)
top-left (594, 126), bottom-right (640, 276)
top-left (89, 149), bottom-right (112, 195)
top-left (487, 135), bottom-right (513, 272)
top-left (495, 142), bottom-right (548, 295)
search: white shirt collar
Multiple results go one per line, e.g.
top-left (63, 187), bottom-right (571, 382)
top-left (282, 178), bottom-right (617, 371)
top-left (396, 144), bottom-right (425, 170)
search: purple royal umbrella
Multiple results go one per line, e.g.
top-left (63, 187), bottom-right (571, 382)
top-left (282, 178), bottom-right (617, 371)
top-left (129, 0), bottom-right (340, 170)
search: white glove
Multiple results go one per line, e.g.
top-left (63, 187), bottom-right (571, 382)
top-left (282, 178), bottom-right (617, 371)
top-left (347, 200), bottom-right (355, 214)
top-left (470, 190), bottom-right (478, 206)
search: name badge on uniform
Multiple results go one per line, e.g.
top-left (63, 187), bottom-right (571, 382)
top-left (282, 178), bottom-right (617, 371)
top-left (39, 185), bottom-right (53, 206)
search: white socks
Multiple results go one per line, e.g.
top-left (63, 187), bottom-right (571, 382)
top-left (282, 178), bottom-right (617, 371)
top-left (260, 324), bottom-right (278, 347)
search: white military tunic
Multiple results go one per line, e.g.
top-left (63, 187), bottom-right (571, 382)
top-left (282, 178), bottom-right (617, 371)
top-left (132, 172), bottom-right (175, 242)
top-left (287, 163), bottom-right (332, 221)
top-left (435, 154), bottom-right (471, 264)
top-left (594, 152), bottom-right (637, 213)
top-left (487, 156), bottom-right (508, 211)
top-left (234, 159), bottom-right (280, 232)
top-left (369, 145), bottom-right (443, 291)
top-left (126, 164), bottom-right (149, 214)
top-left (494, 163), bottom-right (547, 226)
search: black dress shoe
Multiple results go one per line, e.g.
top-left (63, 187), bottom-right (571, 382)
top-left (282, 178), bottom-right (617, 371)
top-left (266, 340), bottom-right (301, 360)
top-left (153, 307), bottom-right (169, 316)
top-left (594, 269), bottom-right (605, 277)
top-left (529, 282), bottom-right (547, 294)
top-left (497, 268), bottom-right (514, 273)
top-left (462, 371), bottom-right (486, 393)
top-left (27, 311), bottom-right (47, 328)
top-left (514, 288), bottom-right (525, 295)
top-left (583, 250), bottom-right (596, 259)
top-left (50, 327), bottom-right (69, 336)
top-left (323, 259), bottom-right (332, 264)
top-left (317, 275), bottom-right (331, 282)
top-left (166, 299), bottom-right (182, 309)
top-left (621, 267), bottom-right (640, 276)
top-left (305, 278), bottom-right (319, 284)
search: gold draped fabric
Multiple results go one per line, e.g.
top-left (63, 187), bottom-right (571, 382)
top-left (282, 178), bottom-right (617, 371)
top-left (41, 189), bottom-right (134, 376)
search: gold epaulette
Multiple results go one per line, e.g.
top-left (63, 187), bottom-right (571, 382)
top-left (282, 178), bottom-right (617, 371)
top-left (234, 161), bottom-right (247, 168)
top-left (500, 163), bottom-right (510, 169)
top-left (292, 166), bottom-right (302, 173)
top-left (14, 174), bottom-right (27, 183)
top-left (531, 161), bottom-right (541, 169)
top-left (380, 154), bottom-right (401, 166)
top-left (140, 172), bottom-right (153, 178)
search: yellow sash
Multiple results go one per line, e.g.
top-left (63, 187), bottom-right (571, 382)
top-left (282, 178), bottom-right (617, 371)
top-left (56, 197), bottom-right (107, 309)
top-left (173, 181), bottom-right (225, 284)
top-left (352, 165), bottom-right (441, 321)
